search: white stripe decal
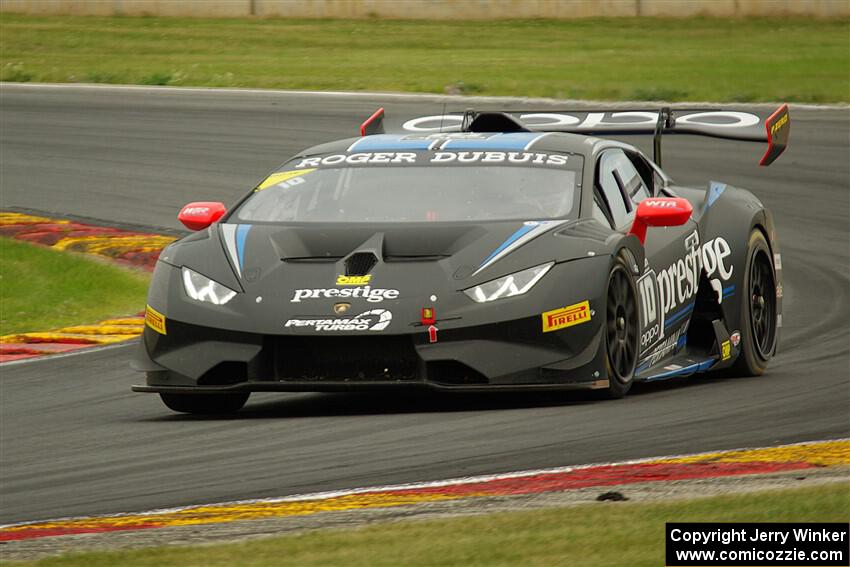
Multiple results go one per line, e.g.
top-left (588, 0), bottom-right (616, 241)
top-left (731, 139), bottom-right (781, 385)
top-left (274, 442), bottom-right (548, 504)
top-left (472, 220), bottom-right (567, 276)
top-left (220, 224), bottom-right (241, 278)
top-left (523, 132), bottom-right (553, 151)
top-left (346, 137), bottom-right (365, 152)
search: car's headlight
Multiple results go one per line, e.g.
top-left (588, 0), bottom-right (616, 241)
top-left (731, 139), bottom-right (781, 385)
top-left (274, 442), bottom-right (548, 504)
top-left (181, 267), bottom-right (237, 305)
top-left (464, 262), bottom-right (553, 303)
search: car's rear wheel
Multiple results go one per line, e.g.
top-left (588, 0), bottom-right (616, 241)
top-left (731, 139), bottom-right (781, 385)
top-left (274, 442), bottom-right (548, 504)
top-left (604, 256), bottom-right (639, 398)
top-left (159, 392), bottom-right (250, 414)
top-left (730, 230), bottom-right (777, 376)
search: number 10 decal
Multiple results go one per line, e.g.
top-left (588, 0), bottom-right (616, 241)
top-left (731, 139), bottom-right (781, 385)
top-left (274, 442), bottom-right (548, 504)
top-left (638, 266), bottom-right (663, 354)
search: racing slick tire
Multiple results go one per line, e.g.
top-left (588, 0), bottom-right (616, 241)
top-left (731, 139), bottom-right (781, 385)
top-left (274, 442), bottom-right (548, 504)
top-left (159, 392), bottom-right (250, 414)
top-left (730, 230), bottom-right (778, 376)
top-left (604, 254), bottom-right (639, 398)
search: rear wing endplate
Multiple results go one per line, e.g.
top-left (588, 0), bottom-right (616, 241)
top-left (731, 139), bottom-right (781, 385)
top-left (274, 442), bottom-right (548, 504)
top-left (360, 107), bottom-right (385, 136)
top-left (758, 104), bottom-right (790, 166)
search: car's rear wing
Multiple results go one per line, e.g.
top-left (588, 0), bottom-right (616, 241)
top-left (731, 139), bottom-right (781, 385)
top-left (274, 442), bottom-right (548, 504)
top-left (382, 105), bottom-right (789, 167)
top-left (456, 105), bottom-right (790, 167)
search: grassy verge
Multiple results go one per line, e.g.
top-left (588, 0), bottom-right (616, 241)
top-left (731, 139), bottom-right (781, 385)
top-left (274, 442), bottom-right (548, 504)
top-left (0, 238), bottom-right (149, 335)
top-left (11, 483), bottom-right (850, 566)
top-left (1, 14), bottom-right (848, 102)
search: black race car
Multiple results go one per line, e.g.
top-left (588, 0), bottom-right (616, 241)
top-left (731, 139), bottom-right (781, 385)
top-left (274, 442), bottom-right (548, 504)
top-left (132, 105), bottom-right (790, 414)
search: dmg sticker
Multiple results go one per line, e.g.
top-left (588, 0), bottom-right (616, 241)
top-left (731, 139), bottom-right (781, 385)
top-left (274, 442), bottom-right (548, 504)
top-left (542, 300), bottom-right (591, 332)
top-left (145, 305), bottom-right (167, 335)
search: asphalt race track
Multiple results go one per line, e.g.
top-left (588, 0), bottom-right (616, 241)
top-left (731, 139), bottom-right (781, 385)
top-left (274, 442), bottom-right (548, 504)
top-left (1, 85), bottom-right (847, 524)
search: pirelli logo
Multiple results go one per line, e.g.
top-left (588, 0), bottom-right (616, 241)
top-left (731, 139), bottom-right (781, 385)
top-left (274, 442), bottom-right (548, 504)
top-left (145, 304), bottom-right (167, 335)
top-left (542, 300), bottom-right (591, 333)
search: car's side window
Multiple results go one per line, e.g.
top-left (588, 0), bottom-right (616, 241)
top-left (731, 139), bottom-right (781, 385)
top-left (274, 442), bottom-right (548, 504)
top-left (626, 152), bottom-right (661, 197)
top-left (596, 150), bottom-right (633, 228)
top-left (592, 191), bottom-right (613, 228)
top-left (650, 168), bottom-right (666, 195)
top-left (612, 151), bottom-right (651, 205)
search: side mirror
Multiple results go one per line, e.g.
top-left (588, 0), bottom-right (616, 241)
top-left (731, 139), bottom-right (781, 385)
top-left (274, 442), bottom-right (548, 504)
top-left (628, 197), bottom-right (692, 245)
top-left (178, 202), bottom-right (226, 231)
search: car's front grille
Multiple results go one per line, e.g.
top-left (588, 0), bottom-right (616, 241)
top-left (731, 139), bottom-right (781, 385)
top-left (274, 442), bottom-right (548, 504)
top-left (273, 336), bottom-right (420, 381)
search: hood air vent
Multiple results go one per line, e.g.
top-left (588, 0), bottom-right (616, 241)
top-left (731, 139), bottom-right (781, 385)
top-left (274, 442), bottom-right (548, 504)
top-left (345, 252), bottom-right (378, 276)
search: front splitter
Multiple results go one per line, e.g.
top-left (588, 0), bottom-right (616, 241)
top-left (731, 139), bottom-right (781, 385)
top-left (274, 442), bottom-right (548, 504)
top-left (131, 378), bottom-right (609, 394)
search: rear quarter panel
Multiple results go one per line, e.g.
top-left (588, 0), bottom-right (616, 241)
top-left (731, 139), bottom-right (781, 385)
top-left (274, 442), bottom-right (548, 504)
top-left (676, 182), bottom-right (782, 349)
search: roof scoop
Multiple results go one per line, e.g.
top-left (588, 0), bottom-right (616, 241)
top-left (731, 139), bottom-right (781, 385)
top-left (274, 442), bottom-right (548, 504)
top-left (463, 111), bottom-right (530, 133)
top-left (345, 252), bottom-right (378, 276)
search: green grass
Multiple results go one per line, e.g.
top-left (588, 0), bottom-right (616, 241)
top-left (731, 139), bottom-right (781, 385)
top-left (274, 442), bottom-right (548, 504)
top-left (0, 238), bottom-right (150, 335)
top-left (1, 14), bottom-right (848, 102)
top-left (11, 483), bottom-right (850, 566)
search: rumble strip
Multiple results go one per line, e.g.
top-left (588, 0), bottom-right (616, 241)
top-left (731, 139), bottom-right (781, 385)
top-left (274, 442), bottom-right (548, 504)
top-left (1, 439), bottom-right (846, 542)
top-left (0, 211), bottom-right (175, 363)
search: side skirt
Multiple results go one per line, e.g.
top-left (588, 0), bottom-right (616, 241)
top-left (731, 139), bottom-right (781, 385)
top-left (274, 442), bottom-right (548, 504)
top-left (637, 353), bottom-right (716, 382)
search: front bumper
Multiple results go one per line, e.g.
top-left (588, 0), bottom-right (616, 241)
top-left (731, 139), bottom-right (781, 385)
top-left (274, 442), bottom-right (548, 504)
top-left (131, 314), bottom-right (608, 393)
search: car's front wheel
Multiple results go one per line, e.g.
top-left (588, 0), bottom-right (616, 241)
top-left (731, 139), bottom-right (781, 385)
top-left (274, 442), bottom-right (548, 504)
top-left (160, 392), bottom-right (250, 414)
top-left (604, 256), bottom-right (639, 398)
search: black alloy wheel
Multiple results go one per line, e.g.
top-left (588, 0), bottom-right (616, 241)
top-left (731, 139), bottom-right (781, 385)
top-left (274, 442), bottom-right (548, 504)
top-left (730, 230), bottom-right (778, 376)
top-left (749, 249), bottom-right (777, 359)
top-left (605, 259), bottom-right (639, 398)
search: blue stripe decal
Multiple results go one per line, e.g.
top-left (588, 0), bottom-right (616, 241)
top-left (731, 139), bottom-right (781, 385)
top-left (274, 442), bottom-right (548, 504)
top-left (349, 135), bottom-right (435, 152)
top-left (705, 181), bottom-right (727, 210)
top-left (641, 358), bottom-right (717, 382)
top-left (235, 224), bottom-right (252, 272)
top-left (643, 362), bottom-right (699, 382)
top-left (722, 284), bottom-right (736, 298)
top-left (479, 224), bottom-right (536, 267)
top-left (472, 220), bottom-right (567, 276)
top-left (664, 303), bottom-right (694, 328)
top-left (441, 132), bottom-right (543, 150)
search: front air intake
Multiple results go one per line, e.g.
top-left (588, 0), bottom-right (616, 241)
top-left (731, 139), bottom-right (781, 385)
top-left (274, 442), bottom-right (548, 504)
top-left (345, 252), bottom-right (378, 276)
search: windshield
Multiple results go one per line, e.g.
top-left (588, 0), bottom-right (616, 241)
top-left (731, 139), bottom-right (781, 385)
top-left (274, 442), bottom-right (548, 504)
top-left (234, 151), bottom-right (582, 223)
